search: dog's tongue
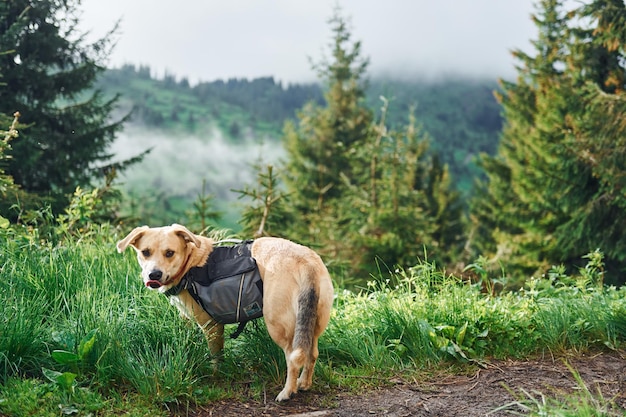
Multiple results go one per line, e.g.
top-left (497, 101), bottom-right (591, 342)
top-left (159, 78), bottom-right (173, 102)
top-left (146, 280), bottom-right (162, 289)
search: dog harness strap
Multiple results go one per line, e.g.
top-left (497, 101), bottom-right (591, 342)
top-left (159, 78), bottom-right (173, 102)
top-left (229, 321), bottom-right (248, 339)
top-left (235, 273), bottom-right (245, 323)
top-left (164, 276), bottom-right (187, 297)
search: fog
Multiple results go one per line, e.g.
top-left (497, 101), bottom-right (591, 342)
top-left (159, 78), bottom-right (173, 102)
top-left (110, 126), bottom-right (284, 203)
top-left (80, 1), bottom-right (537, 84)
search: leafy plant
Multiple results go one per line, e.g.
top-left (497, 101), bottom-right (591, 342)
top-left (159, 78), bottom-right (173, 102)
top-left (464, 255), bottom-right (508, 294)
top-left (0, 111), bottom-right (19, 198)
top-left (55, 169), bottom-right (124, 240)
top-left (580, 249), bottom-right (605, 288)
top-left (42, 329), bottom-right (98, 394)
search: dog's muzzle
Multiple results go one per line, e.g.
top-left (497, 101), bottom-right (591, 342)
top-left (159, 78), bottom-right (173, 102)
top-left (146, 270), bottom-right (163, 288)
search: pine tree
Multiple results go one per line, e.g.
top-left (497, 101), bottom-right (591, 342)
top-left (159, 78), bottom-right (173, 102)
top-left (275, 8), bottom-right (465, 281)
top-left (470, 0), bottom-right (626, 283)
top-left (283, 9), bottom-right (372, 210)
top-left (235, 164), bottom-right (293, 239)
top-left (280, 8), bottom-right (374, 259)
top-left (340, 102), bottom-right (465, 278)
top-left (471, 0), bottom-right (567, 275)
top-left (559, 0), bottom-right (626, 279)
top-left (0, 0), bottom-right (127, 213)
top-left (565, 0), bottom-right (626, 200)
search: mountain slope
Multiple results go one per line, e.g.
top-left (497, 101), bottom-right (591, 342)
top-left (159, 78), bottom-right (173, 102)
top-left (97, 65), bottom-right (503, 225)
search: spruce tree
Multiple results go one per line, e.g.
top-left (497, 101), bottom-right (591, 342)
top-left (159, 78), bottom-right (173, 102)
top-left (471, 0), bottom-right (575, 275)
top-left (236, 164), bottom-right (293, 238)
top-left (282, 9), bottom-right (372, 215)
top-left (275, 8), bottom-right (465, 281)
top-left (559, 0), bottom-right (626, 279)
top-left (0, 0), bottom-right (126, 213)
top-left (470, 0), bottom-right (626, 283)
top-left (340, 103), bottom-right (465, 278)
top-left (566, 0), bottom-right (626, 201)
top-left (280, 8), bottom-right (374, 261)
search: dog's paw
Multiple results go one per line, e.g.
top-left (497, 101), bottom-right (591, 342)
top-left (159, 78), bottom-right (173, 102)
top-left (275, 389), bottom-right (293, 402)
top-left (297, 377), bottom-right (312, 392)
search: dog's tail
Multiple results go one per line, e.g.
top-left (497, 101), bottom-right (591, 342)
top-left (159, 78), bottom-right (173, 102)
top-left (289, 269), bottom-right (319, 365)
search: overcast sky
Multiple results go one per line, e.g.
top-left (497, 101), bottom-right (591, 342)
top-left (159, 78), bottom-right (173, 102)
top-left (79, 1), bottom-right (538, 84)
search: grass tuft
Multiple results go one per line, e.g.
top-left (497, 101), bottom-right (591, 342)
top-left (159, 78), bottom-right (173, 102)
top-left (493, 362), bottom-right (623, 416)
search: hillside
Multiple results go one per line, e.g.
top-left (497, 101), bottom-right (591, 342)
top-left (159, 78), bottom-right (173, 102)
top-left (97, 65), bottom-right (503, 226)
top-left (367, 79), bottom-right (503, 191)
top-left (99, 65), bottom-right (324, 139)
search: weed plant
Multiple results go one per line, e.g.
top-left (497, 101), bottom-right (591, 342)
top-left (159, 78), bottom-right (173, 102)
top-left (1, 224), bottom-right (625, 415)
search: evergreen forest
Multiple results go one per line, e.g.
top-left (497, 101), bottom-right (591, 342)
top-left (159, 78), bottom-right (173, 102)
top-left (1, 0), bottom-right (626, 286)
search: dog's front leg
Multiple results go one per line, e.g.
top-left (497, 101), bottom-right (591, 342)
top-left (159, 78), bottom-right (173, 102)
top-left (170, 291), bottom-right (225, 355)
top-left (198, 315), bottom-right (225, 354)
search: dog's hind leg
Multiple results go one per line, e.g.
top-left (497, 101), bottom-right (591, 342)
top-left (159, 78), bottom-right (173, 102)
top-left (276, 337), bottom-right (313, 401)
top-left (297, 304), bottom-right (331, 390)
top-left (298, 272), bottom-right (333, 392)
top-left (296, 335), bottom-right (318, 391)
top-left (275, 285), bottom-right (319, 401)
top-left (276, 345), bottom-right (301, 402)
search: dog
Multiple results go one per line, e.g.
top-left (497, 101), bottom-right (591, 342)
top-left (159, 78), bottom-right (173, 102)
top-left (116, 224), bottom-right (334, 401)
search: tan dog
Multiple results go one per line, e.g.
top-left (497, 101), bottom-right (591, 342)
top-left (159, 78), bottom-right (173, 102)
top-left (116, 224), bottom-right (333, 401)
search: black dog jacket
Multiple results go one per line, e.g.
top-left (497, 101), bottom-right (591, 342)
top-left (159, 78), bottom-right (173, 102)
top-left (165, 241), bottom-right (264, 335)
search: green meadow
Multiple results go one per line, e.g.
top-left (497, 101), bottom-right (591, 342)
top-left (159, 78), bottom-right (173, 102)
top-left (1, 224), bottom-right (625, 416)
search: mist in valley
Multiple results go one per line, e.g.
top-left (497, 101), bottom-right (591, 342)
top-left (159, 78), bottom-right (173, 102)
top-left (109, 125), bottom-right (285, 227)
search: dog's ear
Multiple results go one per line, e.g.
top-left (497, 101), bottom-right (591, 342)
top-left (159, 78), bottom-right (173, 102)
top-left (116, 226), bottom-right (150, 253)
top-left (170, 223), bottom-right (202, 248)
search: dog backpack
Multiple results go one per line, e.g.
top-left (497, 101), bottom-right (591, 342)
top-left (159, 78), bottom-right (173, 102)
top-left (166, 241), bottom-right (264, 336)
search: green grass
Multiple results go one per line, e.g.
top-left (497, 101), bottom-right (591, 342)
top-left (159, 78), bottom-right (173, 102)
top-left (495, 362), bottom-right (624, 416)
top-left (1, 228), bottom-right (625, 415)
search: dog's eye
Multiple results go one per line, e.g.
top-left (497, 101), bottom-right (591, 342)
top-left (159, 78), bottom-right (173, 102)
top-left (165, 250), bottom-right (175, 258)
top-left (141, 249), bottom-right (151, 257)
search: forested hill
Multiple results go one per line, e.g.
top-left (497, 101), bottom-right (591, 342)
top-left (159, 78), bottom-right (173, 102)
top-left (97, 64), bottom-right (503, 193)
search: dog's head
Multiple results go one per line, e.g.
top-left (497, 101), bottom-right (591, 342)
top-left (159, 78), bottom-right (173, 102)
top-left (116, 223), bottom-right (203, 292)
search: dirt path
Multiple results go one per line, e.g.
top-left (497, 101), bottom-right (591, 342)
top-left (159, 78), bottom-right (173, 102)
top-left (188, 350), bottom-right (626, 416)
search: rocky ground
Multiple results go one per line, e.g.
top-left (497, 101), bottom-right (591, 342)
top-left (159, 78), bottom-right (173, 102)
top-left (186, 350), bottom-right (626, 417)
